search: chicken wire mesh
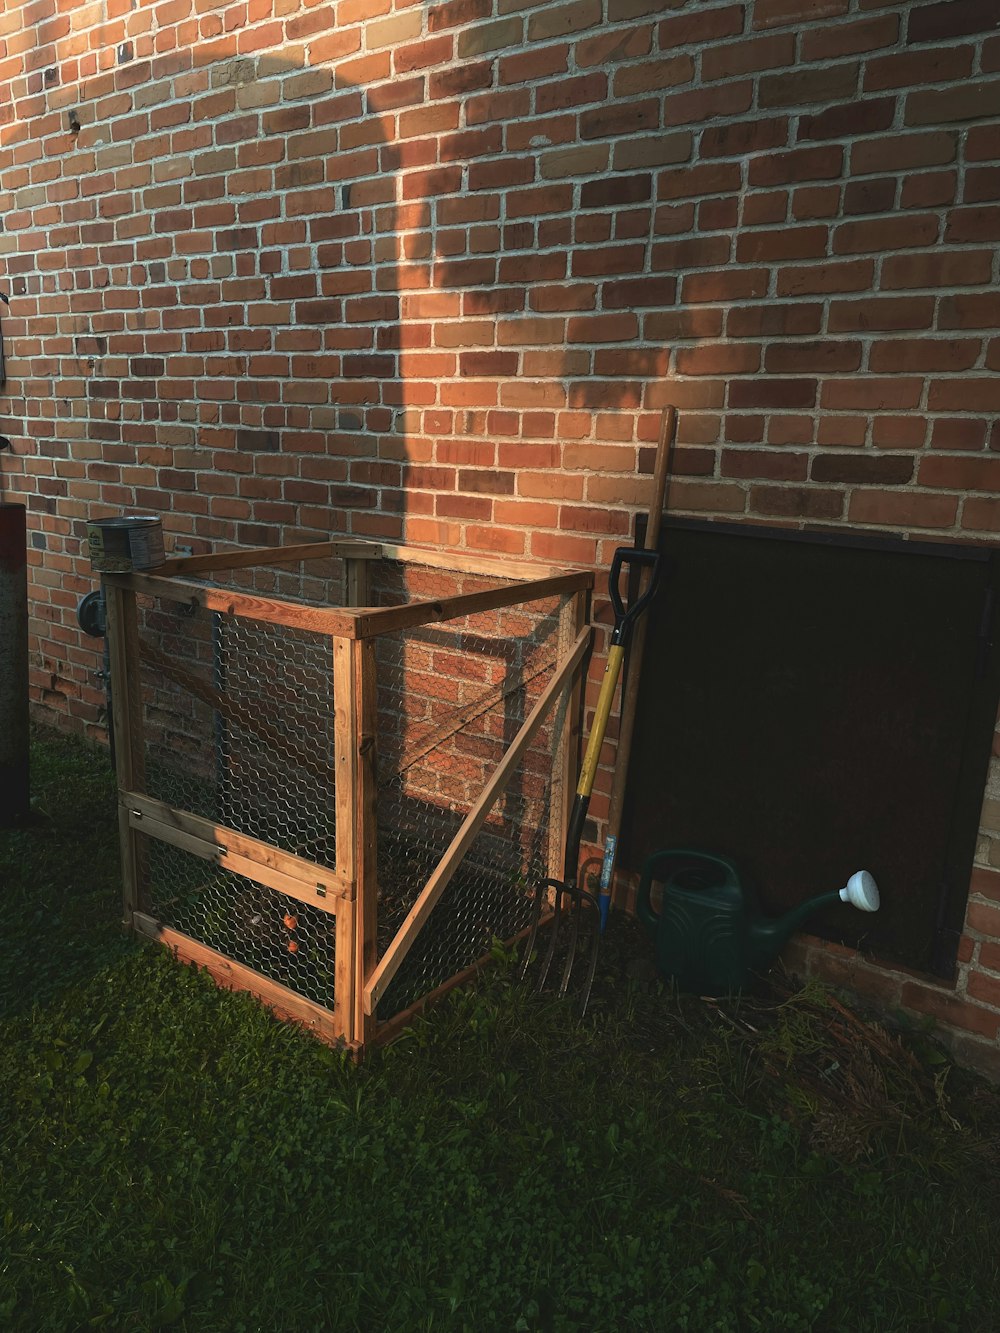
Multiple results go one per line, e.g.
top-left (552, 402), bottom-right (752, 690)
top-left (124, 554), bottom-right (573, 1031)
top-left (146, 840), bottom-right (338, 1009)
top-left (138, 593), bottom-right (338, 865)
top-left (370, 561), bottom-right (565, 1022)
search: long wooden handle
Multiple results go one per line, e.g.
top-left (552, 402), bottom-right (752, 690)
top-left (598, 406), bottom-right (676, 916)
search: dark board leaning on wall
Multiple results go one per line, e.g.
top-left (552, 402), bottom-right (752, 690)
top-left (618, 520), bottom-right (1000, 979)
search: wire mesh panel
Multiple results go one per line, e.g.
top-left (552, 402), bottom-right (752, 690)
top-left (137, 596), bottom-right (338, 868)
top-left (370, 561), bottom-right (565, 1022)
top-left (146, 841), bottom-right (338, 1009)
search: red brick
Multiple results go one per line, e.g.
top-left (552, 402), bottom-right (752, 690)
top-left (945, 206), bottom-right (1000, 243)
top-left (826, 297), bottom-right (938, 333)
top-left (754, 0), bottom-right (848, 27)
top-left (727, 303), bottom-right (823, 337)
top-left (750, 485), bottom-right (844, 520)
top-left (882, 250), bottom-right (993, 289)
top-left (663, 81), bottom-right (754, 126)
top-left (906, 80), bottom-right (1000, 127)
top-left (965, 499), bottom-right (1000, 533)
top-left (918, 456), bottom-right (1000, 491)
top-left (802, 13), bottom-right (900, 58)
top-left (811, 453), bottom-right (914, 485)
top-left (657, 161), bottom-right (742, 200)
top-left (759, 62), bottom-right (859, 108)
top-left (682, 269), bottom-right (769, 303)
top-left (907, 0), bottom-right (1000, 45)
top-left (939, 294), bottom-right (1000, 329)
top-left (701, 33), bottom-right (794, 81)
top-left (964, 166), bottom-right (1000, 202)
top-left (701, 117), bottom-right (789, 159)
top-left (864, 44), bottom-right (974, 92)
top-left (851, 131), bottom-right (958, 175)
top-left (658, 5), bottom-right (745, 48)
top-left (966, 972), bottom-right (1000, 1009)
top-left (735, 225), bottom-right (828, 262)
top-left (929, 379), bottom-right (1000, 412)
top-left (580, 98), bottom-right (659, 140)
top-left (901, 170), bottom-right (957, 209)
top-left (603, 277), bottom-right (677, 309)
top-left (721, 448), bottom-right (808, 481)
top-left (848, 490), bottom-right (959, 529)
top-left (930, 418), bottom-right (988, 450)
top-left (776, 259), bottom-right (874, 297)
top-left (821, 378), bottom-right (924, 410)
top-left (729, 378), bottom-right (817, 409)
top-left (614, 55), bottom-right (694, 96)
top-left (870, 338), bottom-right (981, 373)
top-left (676, 344), bottom-right (761, 376)
top-left (651, 235), bottom-right (731, 270)
top-left (764, 341), bottom-right (863, 374)
top-left (899, 982), bottom-right (1000, 1039)
top-left (798, 97), bottom-right (895, 142)
top-left (575, 25), bottom-right (653, 69)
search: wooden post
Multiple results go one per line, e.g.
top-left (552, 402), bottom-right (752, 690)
top-left (333, 634), bottom-right (379, 1045)
top-left (353, 637), bottom-right (379, 1043)
top-left (345, 555), bottom-right (370, 609)
top-left (104, 580), bottom-right (147, 925)
top-left (549, 587), bottom-right (589, 881)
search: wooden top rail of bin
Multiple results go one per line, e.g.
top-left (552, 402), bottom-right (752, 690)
top-left (104, 538), bottom-right (594, 639)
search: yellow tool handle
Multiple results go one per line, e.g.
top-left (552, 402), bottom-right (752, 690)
top-left (576, 643), bottom-right (626, 799)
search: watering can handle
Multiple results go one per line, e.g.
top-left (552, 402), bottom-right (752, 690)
top-left (636, 848), bottom-right (683, 932)
top-left (608, 547), bottom-right (661, 647)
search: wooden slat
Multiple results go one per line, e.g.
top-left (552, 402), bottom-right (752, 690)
top-left (363, 625), bottom-right (591, 1015)
top-left (377, 543), bottom-right (579, 583)
top-left (353, 637), bottom-right (379, 1044)
top-left (344, 555), bottom-right (370, 608)
top-left (110, 571), bottom-right (361, 637)
top-left (335, 896), bottom-right (356, 1044)
top-left (350, 569), bottom-right (593, 640)
top-left (333, 637), bottom-right (360, 1040)
top-left (122, 791), bottom-right (351, 902)
top-left (155, 539), bottom-right (382, 577)
top-left (105, 582), bottom-right (147, 924)
top-left (133, 912), bottom-right (350, 1046)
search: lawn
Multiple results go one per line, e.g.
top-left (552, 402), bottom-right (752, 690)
top-left (2, 728), bottom-right (1000, 1331)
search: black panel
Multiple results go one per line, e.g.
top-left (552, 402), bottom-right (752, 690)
top-left (619, 521), bottom-right (1000, 978)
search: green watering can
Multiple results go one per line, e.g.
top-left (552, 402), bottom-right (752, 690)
top-left (636, 848), bottom-right (880, 994)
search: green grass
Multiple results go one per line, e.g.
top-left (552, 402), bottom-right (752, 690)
top-left (2, 728), bottom-right (1000, 1331)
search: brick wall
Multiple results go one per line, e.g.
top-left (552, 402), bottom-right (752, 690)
top-left (2, 0), bottom-right (1000, 1070)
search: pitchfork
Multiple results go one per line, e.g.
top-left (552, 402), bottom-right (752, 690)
top-left (519, 542), bottom-right (661, 1015)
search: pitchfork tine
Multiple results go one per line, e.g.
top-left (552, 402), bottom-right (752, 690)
top-left (558, 888), bottom-right (583, 997)
top-left (535, 880), bottom-right (567, 993)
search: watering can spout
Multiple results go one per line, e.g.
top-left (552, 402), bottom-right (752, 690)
top-left (747, 870), bottom-right (880, 971)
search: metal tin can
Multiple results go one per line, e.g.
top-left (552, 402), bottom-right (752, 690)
top-left (86, 515), bottom-right (165, 573)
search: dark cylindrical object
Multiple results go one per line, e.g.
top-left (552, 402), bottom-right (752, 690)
top-left (0, 503), bottom-right (29, 825)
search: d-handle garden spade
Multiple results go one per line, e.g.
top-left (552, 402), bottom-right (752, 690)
top-left (519, 542), bottom-right (661, 1015)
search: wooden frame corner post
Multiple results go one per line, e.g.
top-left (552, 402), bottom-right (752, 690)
top-left (334, 634), bottom-right (379, 1047)
top-left (104, 579), bottom-right (147, 927)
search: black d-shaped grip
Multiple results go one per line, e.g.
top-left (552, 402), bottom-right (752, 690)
top-left (608, 546), bottom-right (661, 646)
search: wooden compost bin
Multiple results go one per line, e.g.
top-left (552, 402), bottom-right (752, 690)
top-left (104, 538), bottom-right (592, 1054)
